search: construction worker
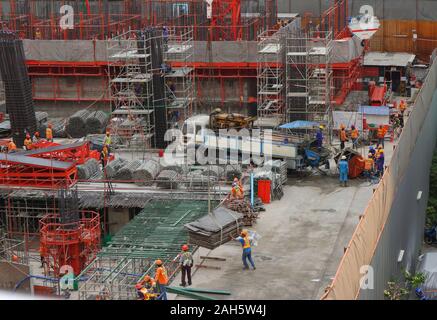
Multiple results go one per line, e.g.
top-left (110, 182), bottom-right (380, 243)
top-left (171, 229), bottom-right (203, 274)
top-left (7, 139), bottom-right (16, 153)
top-left (154, 259), bottom-right (168, 300)
top-left (46, 123), bottom-right (53, 142)
top-left (177, 244), bottom-right (193, 287)
top-left (232, 230), bottom-right (256, 270)
top-left (338, 155), bottom-right (349, 187)
top-left (363, 153), bottom-right (375, 181)
top-left (32, 131), bottom-right (40, 144)
top-left (316, 125), bottom-right (324, 151)
top-left (399, 100), bottom-right (407, 127)
top-left (350, 125), bottom-right (359, 150)
top-left (100, 145), bottom-right (109, 168)
top-left (34, 28), bottom-right (42, 40)
top-left (231, 177), bottom-right (244, 199)
top-left (369, 146), bottom-right (376, 160)
top-left (104, 131), bottom-right (111, 153)
top-left (376, 147), bottom-right (385, 177)
top-left (23, 134), bottom-right (32, 150)
top-left (339, 125), bottom-right (347, 150)
top-left (377, 125), bottom-right (385, 148)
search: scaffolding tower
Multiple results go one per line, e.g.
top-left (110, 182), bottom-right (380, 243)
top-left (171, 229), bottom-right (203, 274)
top-left (163, 26), bottom-right (195, 128)
top-left (286, 31), bottom-right (334, 127)
top-left (107, 30), bottom-right (155, 149)
top-left (256, 29), bottom-right (285, 128)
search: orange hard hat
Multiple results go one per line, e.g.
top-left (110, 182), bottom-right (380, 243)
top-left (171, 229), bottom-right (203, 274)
top-left (48, 123), bottom-right (52, 128)
top-left (143, 275), bottom-right (151, 282)
top-left (340, 124), bottom-right (345, 129)
top-left (35, 132), bottom-right (40, 136)
top-left (241, 229), bottom-right (248, 236)
top-left (182, 244), bottom-right (189, 251)
top-left (12, 255), bottom-right (19, 262)
top-left (155, 259), bottom-right (163, 266)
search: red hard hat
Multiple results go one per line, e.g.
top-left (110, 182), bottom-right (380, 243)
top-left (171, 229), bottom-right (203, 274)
top-left (35, 132), bottom-right (40, 136)
top-left (26, 134), bottom-right (30, 138)
top-left (12, 255), bottom-right (19, 262)
top-left (182, 244), bottom-right (189, 251)
top-left (135, 283), bottom-right (143, 290)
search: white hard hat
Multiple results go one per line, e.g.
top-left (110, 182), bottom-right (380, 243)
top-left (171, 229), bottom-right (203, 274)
top-left (341, 156), bottom-right (347, 160)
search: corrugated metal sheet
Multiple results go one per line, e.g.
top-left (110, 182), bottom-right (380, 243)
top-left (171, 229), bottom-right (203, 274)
top-left (364, 52), bottom-right (416, 67)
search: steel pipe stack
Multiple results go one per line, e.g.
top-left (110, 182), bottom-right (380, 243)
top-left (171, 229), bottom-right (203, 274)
top-left (77, 159), bottom-right (101, 180)
top-left (0, 31), bottom-right (37, 147)
top-left (105, 158), bottom-right (128, 179)
top-left (114, 160), bottom-right (142, 181)
top-left (156, 169), bottom-right (179, 189)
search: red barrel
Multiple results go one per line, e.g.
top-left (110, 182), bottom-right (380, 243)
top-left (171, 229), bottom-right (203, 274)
top-left (158, 149), bottom-right (164, 158)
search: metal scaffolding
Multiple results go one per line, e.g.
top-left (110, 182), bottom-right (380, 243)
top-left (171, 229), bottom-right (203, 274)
top-left (164, 26), bottom-right (195, 128)
top-left (77, 199), bottom-right (213, 300)
top-left (107, 29), bottom-right (155, 149)
top-left (285, 31), bottom-right (334, 126)
top-left (256, 29), bottom-right (285, 128)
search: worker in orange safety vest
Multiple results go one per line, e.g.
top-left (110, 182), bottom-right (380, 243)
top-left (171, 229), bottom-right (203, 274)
top-left (23, 134), bottom-right (32, 150)
top-left (339, 124), bottom-right (347, 150)
top-left (154, 259), bottom-right (168, 300)
top-left (377, 125), bottom-right (386, 148)
top-left (7, 139), bottom-right (17, 153)
top-left (46, 123), bottom-right (53, 142)
top-left (350, 125), bottom-right (359, 150)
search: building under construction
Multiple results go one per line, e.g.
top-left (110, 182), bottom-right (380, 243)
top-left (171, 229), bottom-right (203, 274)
top-left (0, 0), bottom-right (436, 302)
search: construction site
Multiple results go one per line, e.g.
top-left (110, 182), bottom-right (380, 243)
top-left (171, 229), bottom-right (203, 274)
top-left (0, 0), bottom-right (436, 301)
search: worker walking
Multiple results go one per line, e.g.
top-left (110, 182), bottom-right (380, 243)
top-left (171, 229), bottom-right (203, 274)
top-left (350, 125), bottom-right (359, 150)
top-left (338, 155), bottom-right (349, 187)
top-left (377, 125), bottom-right (385, 148)
top-left (154, 259), bottom-right (168, 300)
top-left (232, 230), bottom-right (256, 270)
top-left (316, 125), bottom-right (324, 151)
top-left (23, 134), bottom-right (32, 150)
top-left (46, 123), bottom-right (53, 142)
top-left (339, 125), bottom-right (347, 150)
top-left (176, 244), bottom-right (193, 287)
top-left (7, 139), bottom-right (17, 153)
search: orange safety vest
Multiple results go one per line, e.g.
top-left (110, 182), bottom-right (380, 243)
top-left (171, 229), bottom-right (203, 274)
top-left (8, 142), bottom-right (16, 151)
top-left (24, 138), bottom-right (32, 149)
top-left (243, 236), bottom-right (251, 249)
top-left (340, 130), bottom-right (347, 142)
top-left (46, 128), bottom-right (53, 139)
top-left (351, 129), bottom-right (359, 139)
top-left (364, 158), bottom-right (374, 171)
top-left (155, 266), bottom-right (168, 285)
top-left (377, 128), bottom-right (385, 139)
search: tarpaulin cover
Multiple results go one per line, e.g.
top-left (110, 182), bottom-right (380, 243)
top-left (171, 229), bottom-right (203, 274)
top-left (279, 121), bottom-right (319, 130)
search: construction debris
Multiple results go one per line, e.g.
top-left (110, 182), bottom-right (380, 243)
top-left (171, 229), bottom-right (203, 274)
top-left (224, 198), bottom-right (259, 226)
top-left (185, 206), bottom-right (243, 250)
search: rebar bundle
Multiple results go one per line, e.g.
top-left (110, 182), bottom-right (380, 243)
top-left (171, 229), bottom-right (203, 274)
top-left (156, 169), bottom-right (179, 189)
top-left (105, 158), bottom-right (128, 179)
top-left (133, 159), bottom-right (161, 185)
top-left (200, 165), bottom-right (225, 179)
top-left (66, 109), bottom-right (91, 138)
top-left (86, 111), bottom-right (109, 134)
top-left (0, 31), bottom-right (37, 147)
top-left (114, 160), bottom-right (142, 181)
top-left (77, 158), bottom-right (101, 180)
